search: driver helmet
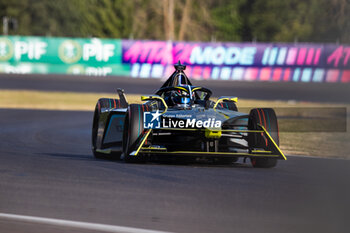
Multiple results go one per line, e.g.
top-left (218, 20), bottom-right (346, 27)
top-left (173, 89), bottom-right (190, 105)
top-left (179, 96), bottom-right (190, 104)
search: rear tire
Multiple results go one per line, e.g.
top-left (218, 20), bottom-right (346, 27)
top-left (92, 98), bottom-right (122, 160)
top-left (221, 100), bottom-right (238, 111)
top-left (248, 108), bottom-right (279, 168)
top-left (122, 104), bottom-right (145, 163)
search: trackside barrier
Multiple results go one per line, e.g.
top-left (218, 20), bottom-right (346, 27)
top-left (0, 36), bottom-right (129, 76)
top-left (0, 36), bottom-right (349, 82)
top-left (122, 40), bottom-right (350, 83)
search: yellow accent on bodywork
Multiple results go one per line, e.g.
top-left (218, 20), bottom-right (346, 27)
top-left (141, 146), bottom-right (167, 151)
top-left (213, 96), bottom-right (238, 109)
top-left (192, 87), bottom-right (204, 92)
top-left (141, 95), bottom-right (168, 114)
top-left (204, 128), bottom-right (222, 139)
top-left (133, 129), bottom-right (152, 156)
top-left (251, 150), bottom-right (272, 153)
top-left (130, 125), bottom-right (286, 160)
top-left (138, 150), bottom-right (281, 157)
top-left (258, 124), bottom-right (287, 160)
top-left (173, 86), bottom-right (188, 92)
top-left (156, 128), bottom-right (264, 133)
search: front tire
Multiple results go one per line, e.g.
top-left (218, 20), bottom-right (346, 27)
top-left (122, 104), bottom-right (145, 163)
top-left (248, 108), bottom-right (279, 168)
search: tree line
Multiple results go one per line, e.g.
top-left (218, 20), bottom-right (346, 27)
top-left (0, 0), bottom-right (349, 43)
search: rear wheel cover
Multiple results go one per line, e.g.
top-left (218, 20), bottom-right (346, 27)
top-left (92, 98), bottom-right (122, 160)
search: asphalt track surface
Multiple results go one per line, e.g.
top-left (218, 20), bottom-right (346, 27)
top-left (0, 108), bottom-right (349, 233)
top-left (0, 73), bottom-right (350, 103)
top-left (0, 74), bottom-right (349, 232)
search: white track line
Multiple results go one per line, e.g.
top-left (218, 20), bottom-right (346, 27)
top-left (0, 213), bottom-right (172, 233)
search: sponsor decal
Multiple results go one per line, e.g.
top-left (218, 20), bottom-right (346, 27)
top-left (327, 46), bottom-right (350, 67)
top-left (144, 110), bottom-right (162, 129)
top-left (13, 40), bottom-right (47, 61)
top-left (67, 64), bottom-right (85, 74)
top-left (67, 65), bottom-right (113, 76)
top-left (162, 118), bottom-right (221, 128)
top-left (0, 64), bottom-right (32, 74)
top-left (189, 46), bottom-right (256, 66)
top-left (144, 111), bottom-right (221, 129)
top-left (0, 36), bottom-right (349, 83)
top-left (59, 38), bottom-right (116, 64)
top-left (82, 38), bottom-right (115, 62)
top-left (122, 40), bottom-right (350, 82)
top-left (0, 38), bottom-right (14, 61)
top-left (59, 40), bottom-right (82, 63)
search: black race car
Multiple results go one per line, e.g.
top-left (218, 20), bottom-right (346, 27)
top-left (92, 62), bottom-right (286, 168)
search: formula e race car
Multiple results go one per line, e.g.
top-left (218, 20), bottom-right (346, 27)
top-left (92, 62), bottom-right (286, 168)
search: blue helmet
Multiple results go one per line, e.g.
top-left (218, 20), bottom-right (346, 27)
top-left (173, 89), bottom-right (191, 105)
top-left (180, 96), bottom-right (190, 104)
